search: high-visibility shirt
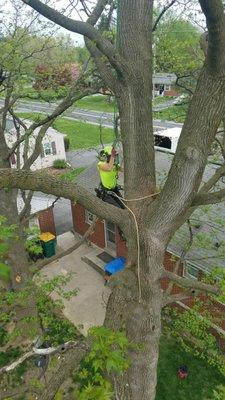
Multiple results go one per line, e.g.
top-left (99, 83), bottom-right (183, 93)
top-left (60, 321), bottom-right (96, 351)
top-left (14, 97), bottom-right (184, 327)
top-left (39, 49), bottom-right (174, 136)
top-left (97, 162), bottom-right (118, 189)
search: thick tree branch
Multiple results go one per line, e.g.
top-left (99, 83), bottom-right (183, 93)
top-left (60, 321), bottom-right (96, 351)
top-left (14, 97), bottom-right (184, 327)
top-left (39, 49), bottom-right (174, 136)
top-left (21, 0), bottom-right (126, 74)
top-left (192, 188), bottom-right (225, 206)
top-left (85, 39), bottom-right (119, 92)
top-left (163, 270), bottom-right (220, 295)
top-left (0, 168), bottom-right (129, 227)
top-left (87, 0), bottom-right (112, 26)
top-left (198, 0), bottom-right (225, 72)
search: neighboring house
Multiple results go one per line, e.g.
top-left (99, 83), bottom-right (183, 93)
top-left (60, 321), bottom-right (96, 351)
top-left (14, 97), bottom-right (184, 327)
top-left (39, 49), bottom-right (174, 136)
top-left (101, 73), bottom-right (178, 98)
top-left (153, 73), bottom-right (178, 97)
top-left (5, 119), bottom-right (66, 170)
top-left (71, 151), bottom-right (225, 340)
top-left (17, 192), bottom-right (57, 235)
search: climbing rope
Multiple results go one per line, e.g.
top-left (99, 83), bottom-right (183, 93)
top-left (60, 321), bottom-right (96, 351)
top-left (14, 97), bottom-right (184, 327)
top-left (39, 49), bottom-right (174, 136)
top-left (109, 190), bottom-right (159, 303)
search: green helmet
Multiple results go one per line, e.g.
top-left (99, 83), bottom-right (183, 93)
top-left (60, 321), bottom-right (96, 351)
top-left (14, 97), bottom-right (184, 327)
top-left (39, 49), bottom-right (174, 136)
top-left (98, 146), bottom-right (113, 161)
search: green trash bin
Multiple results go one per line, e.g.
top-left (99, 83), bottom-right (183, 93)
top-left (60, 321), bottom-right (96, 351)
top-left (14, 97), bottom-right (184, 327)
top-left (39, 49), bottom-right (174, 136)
top-left (40, 232), bottom-right (56, 258)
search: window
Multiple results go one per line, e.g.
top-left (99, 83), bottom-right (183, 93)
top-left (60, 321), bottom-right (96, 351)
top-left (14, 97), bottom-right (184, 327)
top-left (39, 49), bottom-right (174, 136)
top-left (165, 85), bottom-right (170, 91)
top-left (85, 210), bottom-right (94, 225)
top-left (41, 141), bottom-right (57, 157)
top-left (106, 221), bottom-right (116, 249)
top-left (185, 263), bottom-right (199, 280)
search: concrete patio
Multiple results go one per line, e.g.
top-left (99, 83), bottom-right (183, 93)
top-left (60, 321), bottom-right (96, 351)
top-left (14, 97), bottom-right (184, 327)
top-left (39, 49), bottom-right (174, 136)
top-left (41, 232), bottom-right (110, 336)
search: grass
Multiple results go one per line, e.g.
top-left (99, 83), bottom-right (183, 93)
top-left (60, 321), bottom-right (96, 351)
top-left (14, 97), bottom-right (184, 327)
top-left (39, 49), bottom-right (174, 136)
top-left (153, 96), bottom-right (176, 106)
top-left (18, 112), bottom-right (114, 150)
top-left (74, 94), bottom-right (116, 113)
top-left (156, 335), bottom-right (224, 400)
top-left (59, 167), bottom-right (85, 182)
top-left (153, 103), bottom-right (188, 123)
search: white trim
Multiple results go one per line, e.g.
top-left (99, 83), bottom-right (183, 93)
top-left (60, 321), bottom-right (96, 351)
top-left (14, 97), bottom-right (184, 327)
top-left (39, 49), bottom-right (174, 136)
top-left (85, 210), bottom-right (94, 225)
top-left (104, 220), bottom-right (116, 250)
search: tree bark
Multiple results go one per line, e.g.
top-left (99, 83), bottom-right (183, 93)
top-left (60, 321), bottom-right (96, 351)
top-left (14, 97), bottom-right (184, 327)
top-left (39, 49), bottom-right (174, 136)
top-left (105, 236), bottom-right (164, 400)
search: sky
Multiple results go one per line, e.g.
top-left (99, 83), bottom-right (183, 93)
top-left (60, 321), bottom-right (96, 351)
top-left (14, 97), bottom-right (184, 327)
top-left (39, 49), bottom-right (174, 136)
top-left (0, 0), bottom-right (205, 47)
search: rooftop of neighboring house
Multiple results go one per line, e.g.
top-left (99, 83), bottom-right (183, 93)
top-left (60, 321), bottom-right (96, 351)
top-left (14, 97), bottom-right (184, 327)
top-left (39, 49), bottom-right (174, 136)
top-left (5, 118), bottom-right (65, 141)
top-left (153, 73), bottom-right (177, 85)
top-left (77, 150), bottom-right (225, 274)
top-left (17, 192), bottom-right (56, 215)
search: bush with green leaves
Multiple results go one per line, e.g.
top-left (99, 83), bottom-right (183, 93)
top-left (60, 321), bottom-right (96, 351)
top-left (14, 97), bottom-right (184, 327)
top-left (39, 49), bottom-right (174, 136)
top-left (164, 301), bottom-right (225, 376)
top-left (0, 272), bottom-right (80, 347)
top-left (212, 385), bottom-right (225, 400)
top-left (25, 226), bottom-right (43, 260)
top-left (74, 327), bottom-right (131, 400)
top-left (0, 216), bottom-right (17, 282)
top-left (53, 159), bottom-right (68, 169)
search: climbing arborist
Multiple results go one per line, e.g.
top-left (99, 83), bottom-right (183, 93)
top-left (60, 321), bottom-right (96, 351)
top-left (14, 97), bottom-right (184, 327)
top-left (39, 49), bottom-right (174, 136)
top-left (95, 145), bottom-right (124, 209)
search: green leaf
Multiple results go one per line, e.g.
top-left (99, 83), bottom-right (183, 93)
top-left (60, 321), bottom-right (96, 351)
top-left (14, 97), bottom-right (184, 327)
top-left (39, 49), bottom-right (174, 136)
top-left (0, 262), bottom-right (11, 281)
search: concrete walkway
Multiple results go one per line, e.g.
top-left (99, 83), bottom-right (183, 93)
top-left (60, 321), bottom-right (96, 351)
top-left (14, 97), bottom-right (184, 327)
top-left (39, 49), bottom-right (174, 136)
top-left (41, 232), bottom-right (110, 336)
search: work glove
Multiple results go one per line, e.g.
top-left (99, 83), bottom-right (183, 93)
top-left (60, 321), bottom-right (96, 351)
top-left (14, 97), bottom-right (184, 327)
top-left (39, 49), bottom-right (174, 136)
top-left (111, 147), bottom-right (117, 157)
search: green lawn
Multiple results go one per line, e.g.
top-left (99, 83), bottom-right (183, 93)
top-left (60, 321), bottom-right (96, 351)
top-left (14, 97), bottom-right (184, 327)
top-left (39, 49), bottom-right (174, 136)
top-left (153, 103), bottom-right (188, 123)
top-left (59, 167), bottom-right (85, 182)
top-left (156, 335), bottom-right (224, 400)
top-left (74, 94), bottom-right (116, 113)
top-left (18, 113), bottom-right (114, 150)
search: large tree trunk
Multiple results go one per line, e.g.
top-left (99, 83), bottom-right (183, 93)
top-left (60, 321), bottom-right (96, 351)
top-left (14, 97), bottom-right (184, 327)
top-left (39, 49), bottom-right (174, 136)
top-left (105, 236), bottom-right (164, 400)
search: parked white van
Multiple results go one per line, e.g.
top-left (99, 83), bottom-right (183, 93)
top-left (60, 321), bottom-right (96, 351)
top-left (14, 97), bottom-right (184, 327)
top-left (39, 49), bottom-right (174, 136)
top-left (154, 127), bottom-right (182, 154)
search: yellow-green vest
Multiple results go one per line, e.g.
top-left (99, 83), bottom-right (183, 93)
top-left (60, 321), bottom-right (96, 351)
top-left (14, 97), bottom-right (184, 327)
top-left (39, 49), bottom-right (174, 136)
top-left (97, 162), bottom-right (118, 189)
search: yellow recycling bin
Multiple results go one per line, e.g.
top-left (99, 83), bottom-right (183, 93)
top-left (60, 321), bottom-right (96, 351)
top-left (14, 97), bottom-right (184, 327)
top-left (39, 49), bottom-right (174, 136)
top-left (40, 232), bottom-right (56, 258)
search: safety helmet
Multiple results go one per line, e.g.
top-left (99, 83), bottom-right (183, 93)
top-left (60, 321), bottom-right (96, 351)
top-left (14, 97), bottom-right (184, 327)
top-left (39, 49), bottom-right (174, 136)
top-left (98, 146), bottom-right (113, 161)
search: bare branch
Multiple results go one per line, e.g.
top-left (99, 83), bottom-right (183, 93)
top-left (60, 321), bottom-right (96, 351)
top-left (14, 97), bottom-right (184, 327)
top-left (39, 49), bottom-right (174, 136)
top-left (152, 0), bottom-right (177, 32)
top-left (19, 190), bottom-right (33, 221)
top-left (21, 0), bottom-right (126, 74)
top-left (163, 270), bottom-right (220, 295)
top-left (0, 339), bottom-right (88, 374)
top-left (7, 82), bottom-right (101, 158)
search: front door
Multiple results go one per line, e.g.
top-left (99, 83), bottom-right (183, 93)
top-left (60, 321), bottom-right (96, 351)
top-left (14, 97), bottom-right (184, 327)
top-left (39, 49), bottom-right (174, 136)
top-left (105, 221), bottom-right (116, 250)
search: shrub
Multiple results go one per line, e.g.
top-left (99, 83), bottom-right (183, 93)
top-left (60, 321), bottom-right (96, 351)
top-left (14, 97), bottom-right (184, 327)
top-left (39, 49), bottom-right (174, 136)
top-left (64, 135), bottom-right (70, 151)
top-left (53, 159), bottom-right (68, 169)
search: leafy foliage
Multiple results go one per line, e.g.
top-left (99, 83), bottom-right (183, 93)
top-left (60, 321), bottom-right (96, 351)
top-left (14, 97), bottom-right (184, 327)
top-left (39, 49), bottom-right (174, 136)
top-left (53, 159), bottom-right (68, 169)
top-left (0, 216), bottom-right (17, 282)
top-left (164, 302), bottom-right (225, 376)
top-left (74, 327), bottom-right (130, 400)
top-left (25, 226), bottom-right (43, 259)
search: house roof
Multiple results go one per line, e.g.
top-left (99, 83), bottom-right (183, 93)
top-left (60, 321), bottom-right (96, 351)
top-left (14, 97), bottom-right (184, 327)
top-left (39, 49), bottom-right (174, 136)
top-left (77, 151), bottom-right (225, 273)
top-left (153, 73), bottom-right (177, 85)
top-left (5, 118), bottom-right (65, 138)
top-left (17, 192), bottom-right (56, 215)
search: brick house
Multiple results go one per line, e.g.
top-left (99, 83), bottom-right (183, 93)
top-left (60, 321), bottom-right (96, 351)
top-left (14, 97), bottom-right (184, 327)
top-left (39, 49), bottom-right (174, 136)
top-left (71, 150), bottom-right (225, 340)
top-left (153, 73), bottom-right (178, 97)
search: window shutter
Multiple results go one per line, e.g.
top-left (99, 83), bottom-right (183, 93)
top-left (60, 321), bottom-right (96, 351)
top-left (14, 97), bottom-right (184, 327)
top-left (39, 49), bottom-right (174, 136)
top-left (51, 141), bottom-right (57, 155)
top-left (10, 153), bottom-right (16, 165)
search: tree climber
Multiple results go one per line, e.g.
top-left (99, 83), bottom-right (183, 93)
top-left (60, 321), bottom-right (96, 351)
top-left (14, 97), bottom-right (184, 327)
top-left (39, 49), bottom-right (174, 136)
top-left (95, 145), bottom-right (124, 209)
